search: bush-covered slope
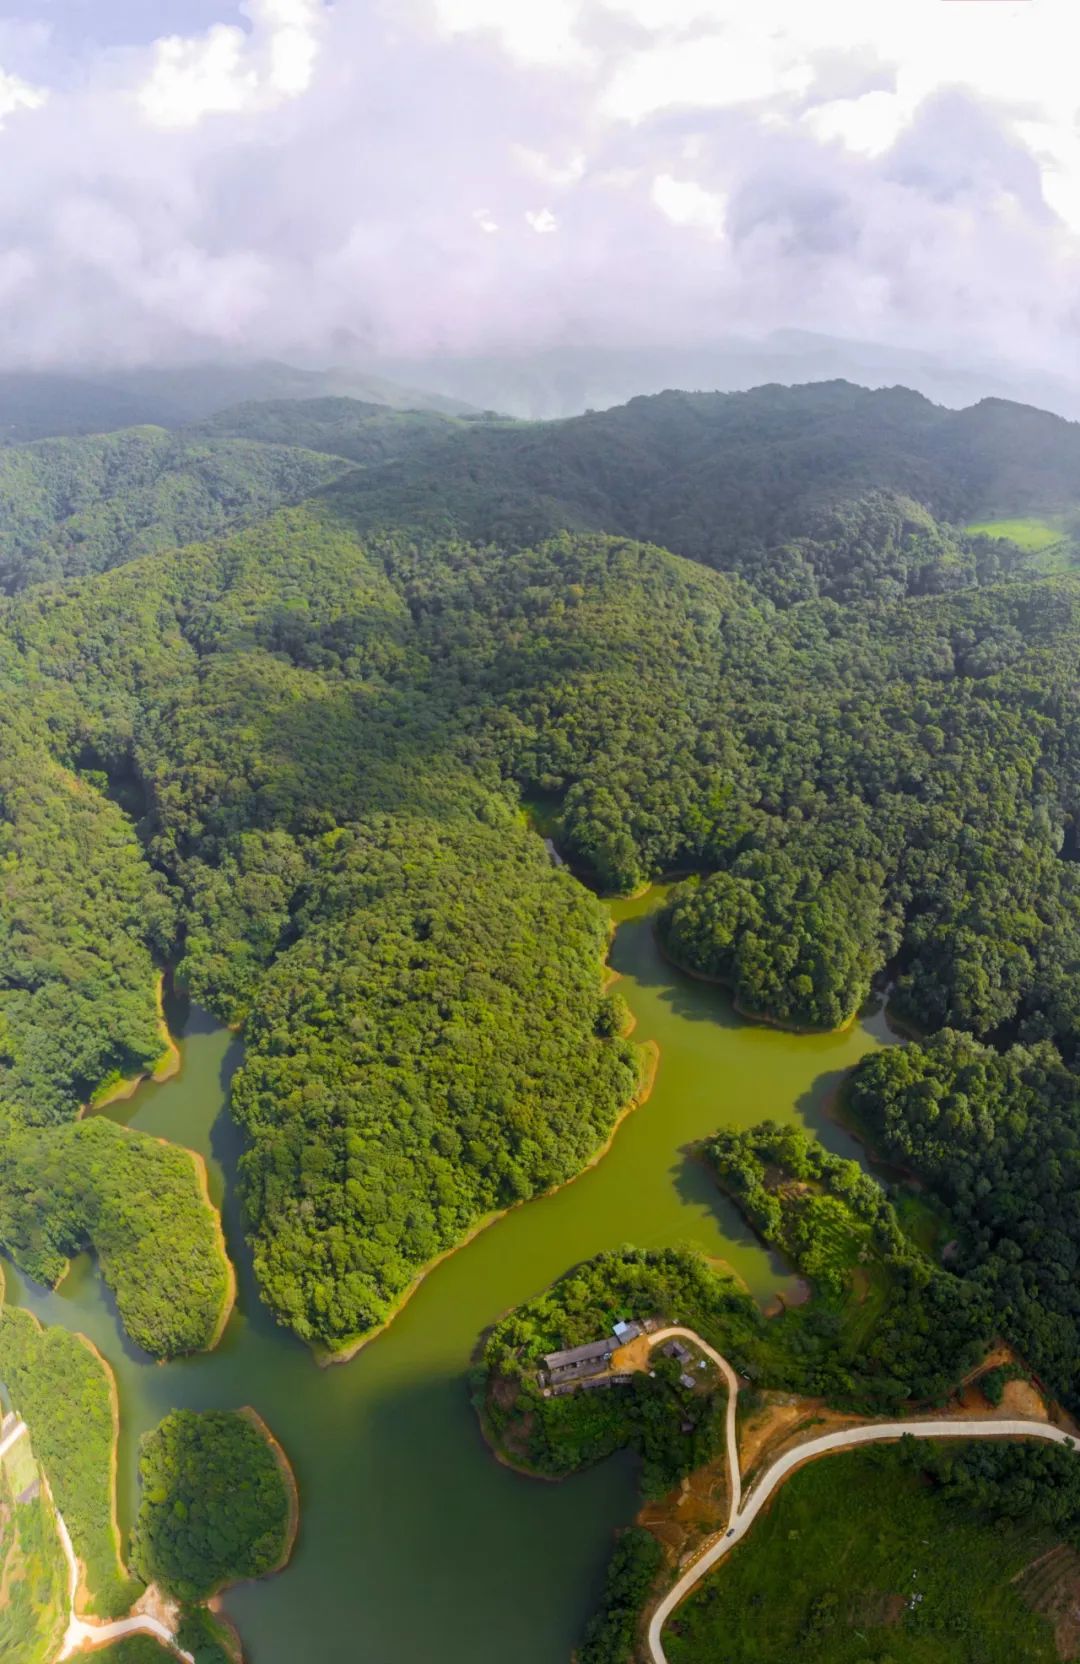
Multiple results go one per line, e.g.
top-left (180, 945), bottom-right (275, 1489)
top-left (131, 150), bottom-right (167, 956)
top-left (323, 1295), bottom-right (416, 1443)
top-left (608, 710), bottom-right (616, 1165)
top-left (0, 426), bottom-right (349, 591)
top-left (0, 1452), bottom-right (67, 1664)
top-left (707, 1122), bottom-right (988, 1404)
top-left (665, 1443), bottom-right (1068, 1664)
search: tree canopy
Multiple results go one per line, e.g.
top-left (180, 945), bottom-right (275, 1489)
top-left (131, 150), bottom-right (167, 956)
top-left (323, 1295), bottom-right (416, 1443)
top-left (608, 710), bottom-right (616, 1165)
top-left (130, 1410), bottom-right (292, 1602)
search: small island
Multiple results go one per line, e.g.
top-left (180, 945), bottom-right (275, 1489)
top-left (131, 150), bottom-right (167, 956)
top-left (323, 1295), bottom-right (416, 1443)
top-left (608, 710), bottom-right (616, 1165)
top-left (132, 1408), bottom-right (298, 1603)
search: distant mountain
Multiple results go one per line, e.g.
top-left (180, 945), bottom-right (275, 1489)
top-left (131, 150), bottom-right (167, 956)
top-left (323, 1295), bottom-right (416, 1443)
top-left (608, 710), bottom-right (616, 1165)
top-left (102, 361), bottom-right (476, 421)
top-left (371, 332), bottom-right (1080, 422)
top-left (0, 361), bottom-right (473, 443)
top-left (0, 372), bottom-right (166, 443)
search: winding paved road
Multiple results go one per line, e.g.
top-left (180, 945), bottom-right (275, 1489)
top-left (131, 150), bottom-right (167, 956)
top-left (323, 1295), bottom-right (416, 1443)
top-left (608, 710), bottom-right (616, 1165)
top-left (643, 1328), bottom-right (742, 1514)
top-left (644, 1336), bottom-right (1079, 1664)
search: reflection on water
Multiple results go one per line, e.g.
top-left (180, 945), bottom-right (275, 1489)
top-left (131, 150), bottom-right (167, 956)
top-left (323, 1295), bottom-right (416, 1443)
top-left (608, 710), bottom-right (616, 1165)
top-left (4, 891), bottom-right (898, 1663)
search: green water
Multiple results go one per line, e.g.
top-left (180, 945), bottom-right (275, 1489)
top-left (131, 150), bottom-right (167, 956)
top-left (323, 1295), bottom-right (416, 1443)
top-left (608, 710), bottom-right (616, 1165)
top-left (6, 891), bottom-right (896, 1662)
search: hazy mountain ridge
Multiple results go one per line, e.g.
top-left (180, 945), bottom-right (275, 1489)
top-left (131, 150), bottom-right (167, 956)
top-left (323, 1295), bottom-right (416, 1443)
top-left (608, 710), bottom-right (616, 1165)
top-left (0, 360), bottom-right (474, 444)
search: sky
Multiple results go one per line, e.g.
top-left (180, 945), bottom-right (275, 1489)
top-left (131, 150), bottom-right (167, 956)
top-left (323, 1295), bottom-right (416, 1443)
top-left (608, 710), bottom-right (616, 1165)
top-left (2, 0), bottom-right (1080, 383)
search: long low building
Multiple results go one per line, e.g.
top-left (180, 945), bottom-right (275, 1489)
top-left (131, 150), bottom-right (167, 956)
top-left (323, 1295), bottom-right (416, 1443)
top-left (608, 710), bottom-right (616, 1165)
top-left (542, 1338), bottom-right (613, 1381)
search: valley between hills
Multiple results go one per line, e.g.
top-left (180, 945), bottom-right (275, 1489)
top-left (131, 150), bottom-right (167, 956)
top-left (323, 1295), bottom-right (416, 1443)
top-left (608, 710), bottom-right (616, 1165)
top-left (4, 375), bottom-right (1080, 1662)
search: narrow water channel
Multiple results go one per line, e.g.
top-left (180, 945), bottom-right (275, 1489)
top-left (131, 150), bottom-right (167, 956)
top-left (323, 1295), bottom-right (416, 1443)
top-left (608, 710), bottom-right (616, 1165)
top-left (6, 890), bottom-right (897, 1663)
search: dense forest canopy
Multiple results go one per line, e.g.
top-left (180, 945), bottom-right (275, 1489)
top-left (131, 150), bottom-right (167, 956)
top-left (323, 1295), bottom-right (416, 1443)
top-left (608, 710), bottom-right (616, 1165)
top-left (328, 380), bottom-right (1080, 595)
top-left (849, 1033), bottom-right (1080, 1399)
top-left (0, 426), bottom-right (348, 591)
top-left (2, 379), bottom-right (1080, 1369)
top-left (0, 1118), bottom-right (232, 1357)
top-left (231, 811), bottom-right (639, 1344)
top-left (131, 1409), bottom-right (292, 1602)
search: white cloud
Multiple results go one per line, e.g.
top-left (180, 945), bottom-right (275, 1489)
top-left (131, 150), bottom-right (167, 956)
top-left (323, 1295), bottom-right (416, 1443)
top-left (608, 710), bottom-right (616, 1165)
top-left (525, 207), bottom-right (558, 234)
top-left (137, 0), bottom-right (322, 128)
top-left (430, 0), bottom-right (592, 68)
top-left (651, 173), bottom-right (726, 237)
top-left (603, 33), bottom-right (813, 123)
top-left (803, 91), bottom-right (909, 159)
top-left (1, 0), bottom-right (1080, 393)
top-left (0, 64), bottom-right (46, 125)
top-left (514, 145), bottom-right (586, 187)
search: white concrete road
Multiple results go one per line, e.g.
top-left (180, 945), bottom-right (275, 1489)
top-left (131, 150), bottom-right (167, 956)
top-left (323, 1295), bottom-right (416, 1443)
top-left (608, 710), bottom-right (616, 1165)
top-left (37, 1467), bottom-right (195, 1662)
top-left (0, 1416), bottom-right (28, 1463)
top-left (645, 1337), bottom-right (1078, 1664)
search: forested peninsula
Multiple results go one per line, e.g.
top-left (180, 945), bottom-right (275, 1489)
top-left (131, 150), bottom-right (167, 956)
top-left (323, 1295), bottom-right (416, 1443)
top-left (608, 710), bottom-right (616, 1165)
top-left (3, 379), bottom-right (1080, 1391)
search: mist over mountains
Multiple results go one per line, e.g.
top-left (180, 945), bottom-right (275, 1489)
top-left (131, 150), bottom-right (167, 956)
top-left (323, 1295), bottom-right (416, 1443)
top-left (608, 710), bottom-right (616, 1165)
top-left (8, 330), bottom-right (1080, 445)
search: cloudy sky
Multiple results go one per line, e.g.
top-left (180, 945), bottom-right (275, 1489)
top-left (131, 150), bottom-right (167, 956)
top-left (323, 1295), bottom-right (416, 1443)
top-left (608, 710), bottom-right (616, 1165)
top-left (2, 0), bottom-right (1080, 380)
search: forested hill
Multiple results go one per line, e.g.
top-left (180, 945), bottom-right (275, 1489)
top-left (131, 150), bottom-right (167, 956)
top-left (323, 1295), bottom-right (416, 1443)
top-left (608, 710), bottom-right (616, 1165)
top-left (4, 380), bottom-right (1077, 601)
top-left (4, 378), bottom-right (1080, 1380)
top-left (331, 380), bottom-right (1080, 601)
top-left (0, 426), bottom-right (349, 591)
top-left (185, 397), bottom-right (464, 466)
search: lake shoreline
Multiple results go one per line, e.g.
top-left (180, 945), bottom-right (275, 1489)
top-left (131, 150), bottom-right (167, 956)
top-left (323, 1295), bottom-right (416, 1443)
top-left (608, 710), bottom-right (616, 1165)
top-left (315, 1036), bottom-right (662, 1369)
top-left (219, 1409), bottom-right (300, 1589)
top-left (70, 1326), bottom-right (129, 1617)
top-left (84, 975), bottom-right (182, 1115)
top-left (654, 932), bottom-right (862, 1036)
top-left (183, 1142), bottom-right (238, 1355)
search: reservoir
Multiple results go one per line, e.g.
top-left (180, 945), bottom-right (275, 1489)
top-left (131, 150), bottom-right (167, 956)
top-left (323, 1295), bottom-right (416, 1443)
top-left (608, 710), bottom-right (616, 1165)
top-left (6, 889), bottom-right (896, 1663)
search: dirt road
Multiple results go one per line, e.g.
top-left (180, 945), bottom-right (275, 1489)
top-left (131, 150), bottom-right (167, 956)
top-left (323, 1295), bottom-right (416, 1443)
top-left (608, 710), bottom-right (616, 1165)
top-left (645, 1335), bottom-right (1078, 1664)
top-left (48, 1481), bottom-right (193, 1662)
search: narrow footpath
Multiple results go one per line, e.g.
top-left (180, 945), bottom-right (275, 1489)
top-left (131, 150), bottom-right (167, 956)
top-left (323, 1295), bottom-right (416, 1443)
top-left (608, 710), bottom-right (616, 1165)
top-left (644, 1337), bottom-right (1079, 1664)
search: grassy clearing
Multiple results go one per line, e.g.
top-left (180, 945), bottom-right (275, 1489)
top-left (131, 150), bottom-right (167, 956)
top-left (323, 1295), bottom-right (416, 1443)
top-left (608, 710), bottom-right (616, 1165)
top-left (965, 513), bottom-right (1080, 574)
top-left (665, 1445), bottom-right (1060, 1664)
top-left (2, 1428), bottom-right (37, 1499)
top-left (965, 514), bottom-right (1067, 551)
top-left (891, 1191), bottom-right (952, 1259)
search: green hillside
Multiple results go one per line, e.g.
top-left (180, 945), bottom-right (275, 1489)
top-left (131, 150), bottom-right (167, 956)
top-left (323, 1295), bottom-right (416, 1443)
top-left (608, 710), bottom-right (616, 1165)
top-left (0, 425), bottom-right (349, 591)
top-left (3, 382), bottom-right (1080, 1379)
top-left (328, 380), bottom-right (1080, 599)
